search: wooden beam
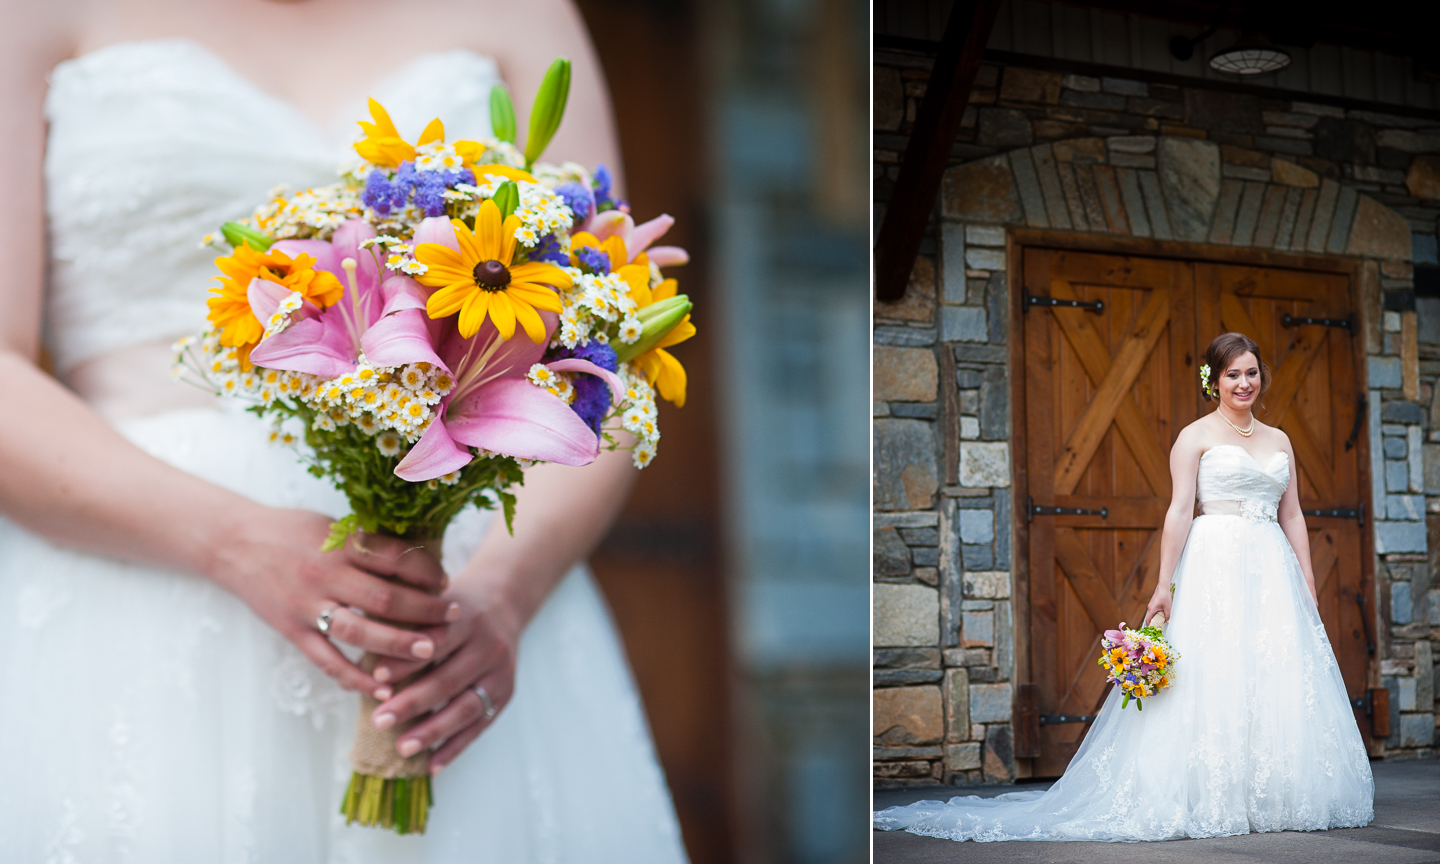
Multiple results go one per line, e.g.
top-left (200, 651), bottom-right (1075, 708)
top-left (873, 0), bottom-right (1001, 302)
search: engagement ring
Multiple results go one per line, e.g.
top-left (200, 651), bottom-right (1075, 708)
top-left (316, 607), bottom-right (336, 634)
top-left (475, 685), bottom-right (497, 719)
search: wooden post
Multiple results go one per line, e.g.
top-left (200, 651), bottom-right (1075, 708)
top-left (873, 0), bottom-right (1001, 302)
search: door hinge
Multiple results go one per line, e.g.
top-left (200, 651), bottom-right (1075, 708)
top-left (1282, 313), bottom-right (1352, 333)
top-left (1027, 495), bottom-right (1107, 522)
top-left (1302, 503), bottom-right (1364, 526)
top-left (1024, 294), bottom-right (1104, 313)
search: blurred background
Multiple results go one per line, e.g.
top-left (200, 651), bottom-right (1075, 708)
top-left (573, 0), bottom-right (870, 861)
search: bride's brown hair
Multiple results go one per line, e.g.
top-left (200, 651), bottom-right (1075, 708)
top-left (1202, 332), bottom-right (1270, 402)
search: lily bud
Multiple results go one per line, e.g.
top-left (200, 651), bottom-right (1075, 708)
top-left (221, 221), bottom-right (273, 251)
top-left (489, 85), bottom-right (517, 144)
top-left (524, 58), bottom-right (571, 169)
top-left (492, 180), bottom-right (520, 220)
top-left (615, 295), bottom-right (691, 363)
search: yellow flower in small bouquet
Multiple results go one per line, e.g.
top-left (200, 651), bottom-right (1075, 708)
top-left (1097, 616), bottom-right (1179, 710)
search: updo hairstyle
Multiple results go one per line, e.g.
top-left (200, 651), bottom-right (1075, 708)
top-left (1201, 332), bottom-right (1270, 402)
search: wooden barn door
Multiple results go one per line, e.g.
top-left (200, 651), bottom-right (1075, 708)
top-left (1020, 247), bottom-right (1373, 775)
top-left (1196, 264), bottom-right (1372, 746)
top-left (1021, 249), bottom-right (1197, 777)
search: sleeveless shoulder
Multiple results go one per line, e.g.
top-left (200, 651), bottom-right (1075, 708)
top-left (43, 40), bottom-right (499, 374)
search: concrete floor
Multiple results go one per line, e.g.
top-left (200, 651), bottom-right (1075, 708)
top-left (873, 758), bottom-right (1440, 863)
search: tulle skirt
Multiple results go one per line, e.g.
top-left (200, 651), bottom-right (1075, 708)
top-left (0, 406), bottom-right (688, 862)
top-left (874, 513), bottom-right (1374, 842)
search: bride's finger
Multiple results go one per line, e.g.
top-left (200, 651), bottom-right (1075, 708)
top-left (396, 671), bottom-right (513, 760)
top-left (320, 605), bottom-right (438, 660)
top-left (294, 630), bottom-right (376, 692)
top-left (372, 643), bottom-right (496, 729)
top-left (328, 568), bottom-right (455, 626)
top-left (346, 533), bottom-right (448, 592)
top-left (427, 718), bottom-right (483, 775)
top-left (371, 616), bottom-right (472, 684)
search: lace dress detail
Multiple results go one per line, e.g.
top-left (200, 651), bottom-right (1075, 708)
top-left (874, 443), bottom-right (1374, 842)
top-left (0, 39), bottom-right (688, 863)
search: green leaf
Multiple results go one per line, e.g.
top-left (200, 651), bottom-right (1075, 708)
top-left (321, 514), bottom-right (359, 552)
top-left (498, 490), bottom-right (517, 535)
top-left (221, 221), bottom-right (273, 251)
top-left (489, 85), bottom-right (517, 143)
top-left (524, 58), bottom-right (571, 169)
top-left (1121, 693), bottom-right (1130, 709)
top-left (1136, 698), bottom-right (1144, 711)
top-left (492, 180), bottom-right (519, 220)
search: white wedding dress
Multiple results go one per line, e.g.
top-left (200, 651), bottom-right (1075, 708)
top-left (0, 39), bottom-right (688, 863)
top-left (875, 444), bottom-right (1374, 842)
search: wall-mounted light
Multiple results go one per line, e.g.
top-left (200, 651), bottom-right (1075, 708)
top-left (1208, 34), bottom-right (1292, 75)
top-left (1169, 1), bottom-right (1292, 78)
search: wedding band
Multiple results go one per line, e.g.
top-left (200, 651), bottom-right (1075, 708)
top-left (316, 607), bottom-right (336, 633)
top-left (475, 685), bottom-right (497, 719)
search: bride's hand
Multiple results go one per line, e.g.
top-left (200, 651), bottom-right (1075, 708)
top-left (1144, 588), bottom-right (1173, 628)
top-left (207, 508), bottom-right (458, 693)
top-left (364, 574), bottom-right (522, 774)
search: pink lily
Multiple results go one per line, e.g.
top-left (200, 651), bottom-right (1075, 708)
top-left (247, 219), bottom-right (427, 377)
top-left (582, 210), bottom-right (689, 268)
top-left (362, 219), bottom-right (625, 481)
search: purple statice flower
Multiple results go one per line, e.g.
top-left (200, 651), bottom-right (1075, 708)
top-left (531, 233), bottom-right (569, 266)
top-left (574, 245), bottom-right (611, 275)
top-left (412, 171), bottom-right (449, 217)
top-left (593, 164), bottom-right (613, 202)
top-left (593, 164), bottom-right (629, 213)
top-left (554, 343), bottom-right (619, 434)
top-left (362, 170), bottom-right (406, 216)
top-left (554, 181), bottom-right (594, 222)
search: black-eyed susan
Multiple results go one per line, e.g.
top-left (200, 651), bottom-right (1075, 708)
top-left (412, 200), bottom-right (571, 342)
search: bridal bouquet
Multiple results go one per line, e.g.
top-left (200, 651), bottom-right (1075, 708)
top-left (1097, 616), bottom-right (1178, 710)
top-left (173, 60), bottom-right (693, 835)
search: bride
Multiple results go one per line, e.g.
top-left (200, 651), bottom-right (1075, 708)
top-left (875, 332), bottom-right (1374, 842)
top-left (0, 0), bottom-right (688, 860)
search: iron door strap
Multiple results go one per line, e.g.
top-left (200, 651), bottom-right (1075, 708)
top-left (1281, 313), bottom-right (1353, 332)
top-left (1024, 293), bottom-right (1104, 313)
top-left (1302, 503), bottom-right (1364, 526)
top-left (1344, 394), bottom-right (1366, 452)
top-left (1040, 714), bottom-right (1096, 725)
top-left (1356, 592), bottom-right (1376, 656)
top-left (1026, 496), bottom-right (1108, 522)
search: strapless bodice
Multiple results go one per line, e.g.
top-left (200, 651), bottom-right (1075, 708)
top-left (43, 39), bottom-right (501, 377)
top-left (1196, 445), bottom-right (1290, 522)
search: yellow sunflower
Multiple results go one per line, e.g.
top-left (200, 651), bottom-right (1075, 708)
top-left (206, 245), bottom-right (343, 369)
top-left (413, 200), bottom-right (571, 342)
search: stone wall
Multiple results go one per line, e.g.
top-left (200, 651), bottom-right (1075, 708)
top-left (873, 50), bottom-right (1440, 786)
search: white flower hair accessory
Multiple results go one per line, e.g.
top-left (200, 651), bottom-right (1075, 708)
top-left (1200, 364), bottom-right (1213, 397)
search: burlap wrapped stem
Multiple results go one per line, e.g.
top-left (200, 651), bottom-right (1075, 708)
top-left (340, 534), bottom-right (443, 835)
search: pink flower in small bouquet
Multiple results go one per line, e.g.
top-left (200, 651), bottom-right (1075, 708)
top-left (1097, 619), bottom-right (1179, 710)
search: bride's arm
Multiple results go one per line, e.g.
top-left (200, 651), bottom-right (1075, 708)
top-left (1146, 426), bottom-right (1205, 626)
top-left (1274, 434), bottom-right (1318, 608)
top-left (0, 16), bottom-right (456, 691)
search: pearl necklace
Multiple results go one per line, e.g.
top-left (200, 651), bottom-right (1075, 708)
top-left (1219, 409), bottom-right (1255, 437)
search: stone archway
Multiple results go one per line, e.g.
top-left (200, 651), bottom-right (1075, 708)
top-left (941, 136), bottom-right (1412, 262)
